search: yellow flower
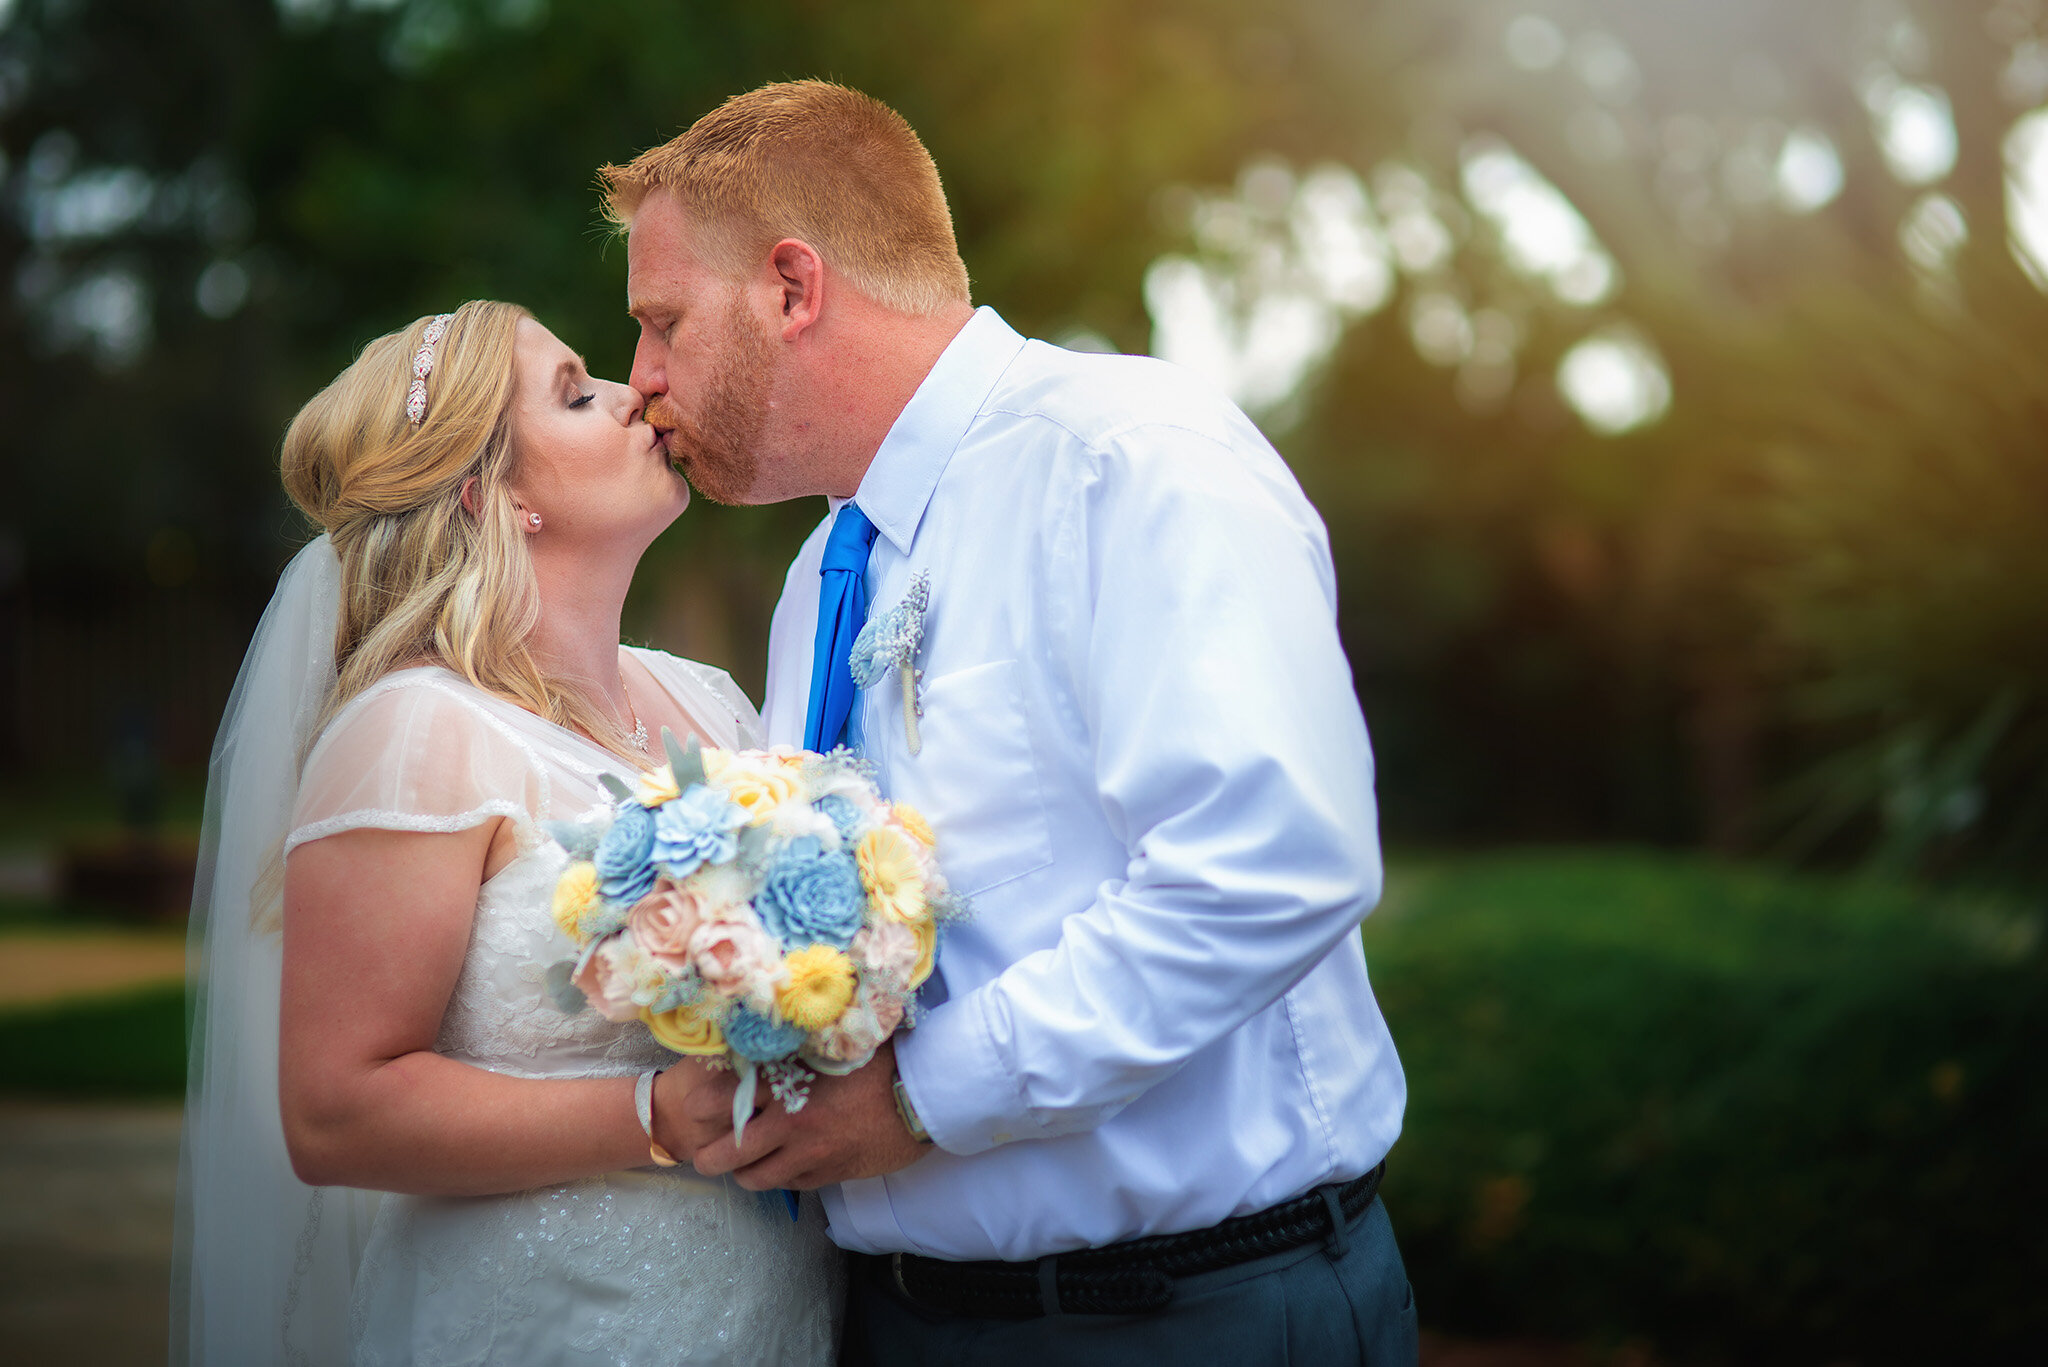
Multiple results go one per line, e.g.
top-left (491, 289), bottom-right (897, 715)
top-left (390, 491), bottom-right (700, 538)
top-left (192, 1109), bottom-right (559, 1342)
top-left (857, 827), bottom-right (928, 924)
top-left (643, 1001), bottom-right (726, 1056)
top-left (908, 915), bottom-right (937, 989)
top-left (890, 803), bottom-right (937, 848)
top-left (776, 945), bottom-right (857, 1031)
top-left (705, 752), bottom-right (802, 824)
top-left (552, 862), bottom-right (601, 941)
top-left (635, 763), bottom-right (681, 807)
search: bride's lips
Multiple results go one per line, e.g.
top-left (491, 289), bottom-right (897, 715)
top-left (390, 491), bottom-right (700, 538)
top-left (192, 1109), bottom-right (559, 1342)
top-left (644, 395), bottom-right (682, 454)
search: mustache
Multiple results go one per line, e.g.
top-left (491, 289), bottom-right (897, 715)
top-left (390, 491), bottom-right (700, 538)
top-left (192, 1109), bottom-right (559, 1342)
top-left (644, 395), bottom-right (683, 430)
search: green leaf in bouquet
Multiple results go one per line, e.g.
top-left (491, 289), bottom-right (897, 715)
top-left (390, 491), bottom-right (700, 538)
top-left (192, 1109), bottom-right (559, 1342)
top-left (543, 959), bottom-right (588, 1016)
top-left (598, 772), bottom-right (635, 803)
top-left (647, 974), bottom-right (702, 1015)
top-left (734, 821), bottom-right (777, 874)
top-left (663, 726), bottom-right (707, 789)
top-left (582, 904), bottom-right (630, 939)
top-left (539, 817), bottom-right (607, 860)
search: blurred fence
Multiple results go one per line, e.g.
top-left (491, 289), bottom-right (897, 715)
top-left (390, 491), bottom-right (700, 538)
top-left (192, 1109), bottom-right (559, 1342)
top-left (4, 589), bottom-right (250, 777)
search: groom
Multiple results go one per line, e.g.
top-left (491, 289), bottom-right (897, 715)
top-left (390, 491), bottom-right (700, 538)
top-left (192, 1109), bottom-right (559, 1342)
top-left (611, 81), bottom-right (1415, 1364)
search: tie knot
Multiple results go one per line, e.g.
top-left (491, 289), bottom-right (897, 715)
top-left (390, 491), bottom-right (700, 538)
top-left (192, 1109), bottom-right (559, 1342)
top-left (821, 502), bottom-right (879, 575)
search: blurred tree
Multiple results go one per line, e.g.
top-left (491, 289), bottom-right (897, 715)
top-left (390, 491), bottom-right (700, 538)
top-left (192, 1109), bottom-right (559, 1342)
top-left (4, 0), bottom-right (2042, 882)
top-left (1141, 0), bottom-right (2048, 876)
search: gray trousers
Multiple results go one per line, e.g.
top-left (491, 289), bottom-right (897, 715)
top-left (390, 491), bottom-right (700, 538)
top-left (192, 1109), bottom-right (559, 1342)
top-left (840, 1196), bottom-right (1419, 1366)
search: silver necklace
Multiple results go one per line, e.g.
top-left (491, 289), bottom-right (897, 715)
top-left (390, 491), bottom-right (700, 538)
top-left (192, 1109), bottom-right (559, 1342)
top-left (620, 674), bottom-right (649, 754)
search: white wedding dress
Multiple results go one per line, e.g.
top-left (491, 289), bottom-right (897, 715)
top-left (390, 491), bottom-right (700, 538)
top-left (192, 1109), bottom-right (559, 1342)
top-left (282, 647), bottom-right (844, 1366)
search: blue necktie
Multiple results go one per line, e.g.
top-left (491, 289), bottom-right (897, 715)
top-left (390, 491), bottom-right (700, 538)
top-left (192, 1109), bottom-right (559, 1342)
top-left (804, 502), bottom-right (879, 753)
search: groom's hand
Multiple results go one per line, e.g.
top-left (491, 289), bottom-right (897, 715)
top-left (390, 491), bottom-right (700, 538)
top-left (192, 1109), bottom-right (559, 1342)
top-left (687, 1041), bottom-right (930, 1190)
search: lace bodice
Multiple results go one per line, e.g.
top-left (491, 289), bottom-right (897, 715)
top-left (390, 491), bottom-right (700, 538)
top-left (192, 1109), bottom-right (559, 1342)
top-left (288, 650), bottom-right (758, 1081)
top-left (285, 650), bottom-right (842, 1366)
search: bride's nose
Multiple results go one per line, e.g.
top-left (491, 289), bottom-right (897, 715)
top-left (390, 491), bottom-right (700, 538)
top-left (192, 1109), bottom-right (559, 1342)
top-left (611, 380), bottom-right (644, 425)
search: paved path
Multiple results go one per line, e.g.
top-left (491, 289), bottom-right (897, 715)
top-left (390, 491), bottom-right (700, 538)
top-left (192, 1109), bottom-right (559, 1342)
top-left (0, 1101), bottom-right (181, 1366)
top-left (0, 931), bottom-right (185, 1009)
top-left (0, 1098), bottom-right (1602, 1366)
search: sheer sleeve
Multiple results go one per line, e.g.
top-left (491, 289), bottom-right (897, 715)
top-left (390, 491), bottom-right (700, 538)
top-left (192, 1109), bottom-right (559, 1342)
top-left (287, 673), bottom-right (548, 856)
top-left (630, 648), bottom-right (765, 750)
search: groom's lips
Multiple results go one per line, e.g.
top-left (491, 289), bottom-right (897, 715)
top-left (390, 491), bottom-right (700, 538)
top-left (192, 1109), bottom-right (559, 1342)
top-left (644, 396), bottom-right (682, 457)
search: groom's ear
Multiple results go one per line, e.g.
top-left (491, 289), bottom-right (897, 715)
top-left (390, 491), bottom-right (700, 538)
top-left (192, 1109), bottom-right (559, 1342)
top-left (770, 238), bottom-right (825, 341)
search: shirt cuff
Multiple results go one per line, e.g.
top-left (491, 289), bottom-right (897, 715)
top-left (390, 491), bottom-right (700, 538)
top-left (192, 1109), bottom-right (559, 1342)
top-left (893, 988), bottom-right (1049, 1156)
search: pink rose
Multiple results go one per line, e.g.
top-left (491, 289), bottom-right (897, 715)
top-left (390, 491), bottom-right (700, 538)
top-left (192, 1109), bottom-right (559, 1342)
top-left (573, 936), bottom-right (647, 1023)
top-left (851, 920), bottom-right (920, 988)
top-left (808, 983), bottom-right (906, 1068)
top-left (628, 883), bottom-right (704, 972)
top-left (689, 915), bottom-right (780, 1006)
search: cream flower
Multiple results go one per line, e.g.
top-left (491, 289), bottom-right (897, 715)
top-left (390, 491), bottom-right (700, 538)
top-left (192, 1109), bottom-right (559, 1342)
top-left (705, 752), bottom-right (803, 824)
top-left (635, 763), bottom-right (682, 807)
top-left (776, 944), bottom-right (858, 1031)
top-left (857, 826), bottom-right (929, 925)
top-left (771, 801), bottom-right (843, 850)
top-left (689, 862), bottom-right (760, 923)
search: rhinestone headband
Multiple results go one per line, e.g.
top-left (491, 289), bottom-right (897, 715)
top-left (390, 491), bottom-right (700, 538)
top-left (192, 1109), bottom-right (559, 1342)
top-left (405, 313), bottom-right (453, 425)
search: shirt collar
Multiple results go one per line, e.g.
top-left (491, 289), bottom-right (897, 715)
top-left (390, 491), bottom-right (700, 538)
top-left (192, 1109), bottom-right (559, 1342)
top-left (850, 306), bottom-right (1026, 555)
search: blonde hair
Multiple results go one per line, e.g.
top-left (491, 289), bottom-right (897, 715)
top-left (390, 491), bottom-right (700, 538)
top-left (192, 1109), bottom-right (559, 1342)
top-left (598, 79), bottom-right (970, 317)
top-left (280, 300), bottom-right (640, 760)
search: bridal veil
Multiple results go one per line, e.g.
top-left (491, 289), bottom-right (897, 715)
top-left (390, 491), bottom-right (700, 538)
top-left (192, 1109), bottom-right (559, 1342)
top-left (171, 534), bottom-right (378, 1366)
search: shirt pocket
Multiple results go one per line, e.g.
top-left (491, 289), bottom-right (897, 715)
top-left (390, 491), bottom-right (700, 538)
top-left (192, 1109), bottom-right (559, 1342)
top-left (886, 658), bottom-right (1054, 898)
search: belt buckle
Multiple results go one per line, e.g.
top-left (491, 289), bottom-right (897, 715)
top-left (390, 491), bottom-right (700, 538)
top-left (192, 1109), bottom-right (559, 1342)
top-left (891, 1251), bottom-right (912, 1302)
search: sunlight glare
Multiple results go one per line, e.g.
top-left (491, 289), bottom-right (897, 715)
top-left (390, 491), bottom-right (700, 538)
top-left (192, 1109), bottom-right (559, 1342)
top-left (2002, 107), bottom-right (2048, 289)
top-left (1557, 329), bottom-right (1670, 435)
top-left (1776, 128), bottom-right (1844, 213)
top-left (1461, 138), bottom-right (1619, 307)
top-left (1873, 84), bottom-right (1958, 185)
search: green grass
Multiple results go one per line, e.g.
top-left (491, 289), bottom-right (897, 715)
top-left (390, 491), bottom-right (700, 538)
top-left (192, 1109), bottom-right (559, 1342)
top-left (1366, 849), bottom-right (2047, 1363)
top-left (0, 983), bottom-right (187, 1097)
top-left (5, 845), bottom-right (2043, 1360)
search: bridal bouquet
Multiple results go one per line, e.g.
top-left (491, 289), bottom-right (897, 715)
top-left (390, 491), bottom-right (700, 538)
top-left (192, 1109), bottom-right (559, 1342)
top-left (543, 731), bottom-right (960, 1141)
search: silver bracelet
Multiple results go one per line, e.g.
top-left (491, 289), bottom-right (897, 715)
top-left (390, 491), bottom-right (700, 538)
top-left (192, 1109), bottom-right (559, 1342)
top-left (635, 1067), bottom-right (679, 1167)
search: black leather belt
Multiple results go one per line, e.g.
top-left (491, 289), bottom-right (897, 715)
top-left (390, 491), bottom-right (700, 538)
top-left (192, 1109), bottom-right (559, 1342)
top-left (878, 1163), bottom-right (1385, 1319)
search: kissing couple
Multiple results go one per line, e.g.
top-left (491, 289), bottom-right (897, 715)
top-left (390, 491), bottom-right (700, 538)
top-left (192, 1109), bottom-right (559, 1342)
top-left (174, 80), bottom-right (1415, 1367)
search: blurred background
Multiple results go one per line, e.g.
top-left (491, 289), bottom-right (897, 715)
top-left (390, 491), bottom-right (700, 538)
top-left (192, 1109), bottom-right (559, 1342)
top-left (1, 0), bottom-right (2043, 1362)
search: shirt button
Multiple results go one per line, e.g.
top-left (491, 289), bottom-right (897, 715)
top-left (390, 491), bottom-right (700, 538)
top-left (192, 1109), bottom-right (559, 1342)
top-left (991, 1132), bottom-right (1012, 1144)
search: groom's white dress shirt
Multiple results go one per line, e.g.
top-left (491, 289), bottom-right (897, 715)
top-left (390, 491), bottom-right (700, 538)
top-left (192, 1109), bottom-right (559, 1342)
top-left (761, 307), bottom-right (1405, 1263)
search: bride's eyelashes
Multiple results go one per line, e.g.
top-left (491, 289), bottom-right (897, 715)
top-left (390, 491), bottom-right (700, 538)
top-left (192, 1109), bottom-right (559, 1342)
top-left (568, 391), bottom-right (596, 409)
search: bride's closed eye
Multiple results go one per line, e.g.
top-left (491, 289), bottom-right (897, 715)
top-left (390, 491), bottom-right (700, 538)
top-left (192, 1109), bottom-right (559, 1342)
top-left (568, 391), bottom-right (595, 409)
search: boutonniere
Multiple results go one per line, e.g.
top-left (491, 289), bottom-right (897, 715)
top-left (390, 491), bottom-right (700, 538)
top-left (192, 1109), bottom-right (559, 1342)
top-left (850, 570), bottom-right (930, 755)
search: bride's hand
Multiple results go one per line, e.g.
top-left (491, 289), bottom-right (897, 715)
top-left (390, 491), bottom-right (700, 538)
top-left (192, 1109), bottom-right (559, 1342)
top-left (686, 1042), bottom-right (929, 1191)
top-left (650, 1059), bottom-right (762, 1162)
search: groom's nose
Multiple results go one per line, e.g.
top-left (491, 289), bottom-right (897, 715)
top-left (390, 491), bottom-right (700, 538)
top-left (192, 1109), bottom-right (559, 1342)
top-left (630, 332), bottom-right (666, 399)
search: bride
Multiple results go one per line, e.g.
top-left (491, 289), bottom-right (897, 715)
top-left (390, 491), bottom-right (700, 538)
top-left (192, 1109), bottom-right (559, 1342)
top-left (171, 300), bottom-right (844, 1365)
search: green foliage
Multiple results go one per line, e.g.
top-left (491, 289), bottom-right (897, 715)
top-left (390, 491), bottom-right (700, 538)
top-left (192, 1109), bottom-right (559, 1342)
top-left (4, 0), bottom-right (2042, 868)
top-left (0, 982), bottom-right (186, 1096)
top-left (1368, 850), bottom-right (2048, 1361)
top-left (1748, 279), bottom-right (2048, 879)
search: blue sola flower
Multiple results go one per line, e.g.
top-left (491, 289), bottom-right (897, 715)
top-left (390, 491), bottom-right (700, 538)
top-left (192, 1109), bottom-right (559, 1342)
top-left (723, 1004), bottom-right (807, 1063)
top-left (650, 783), bottom-right (748, 879)
top-left (593, 803), bottom-right (658, 905)
top-left (756, 836), bottom-right (867, 950)
top-left (814, 794), bottom-right (867, 846)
